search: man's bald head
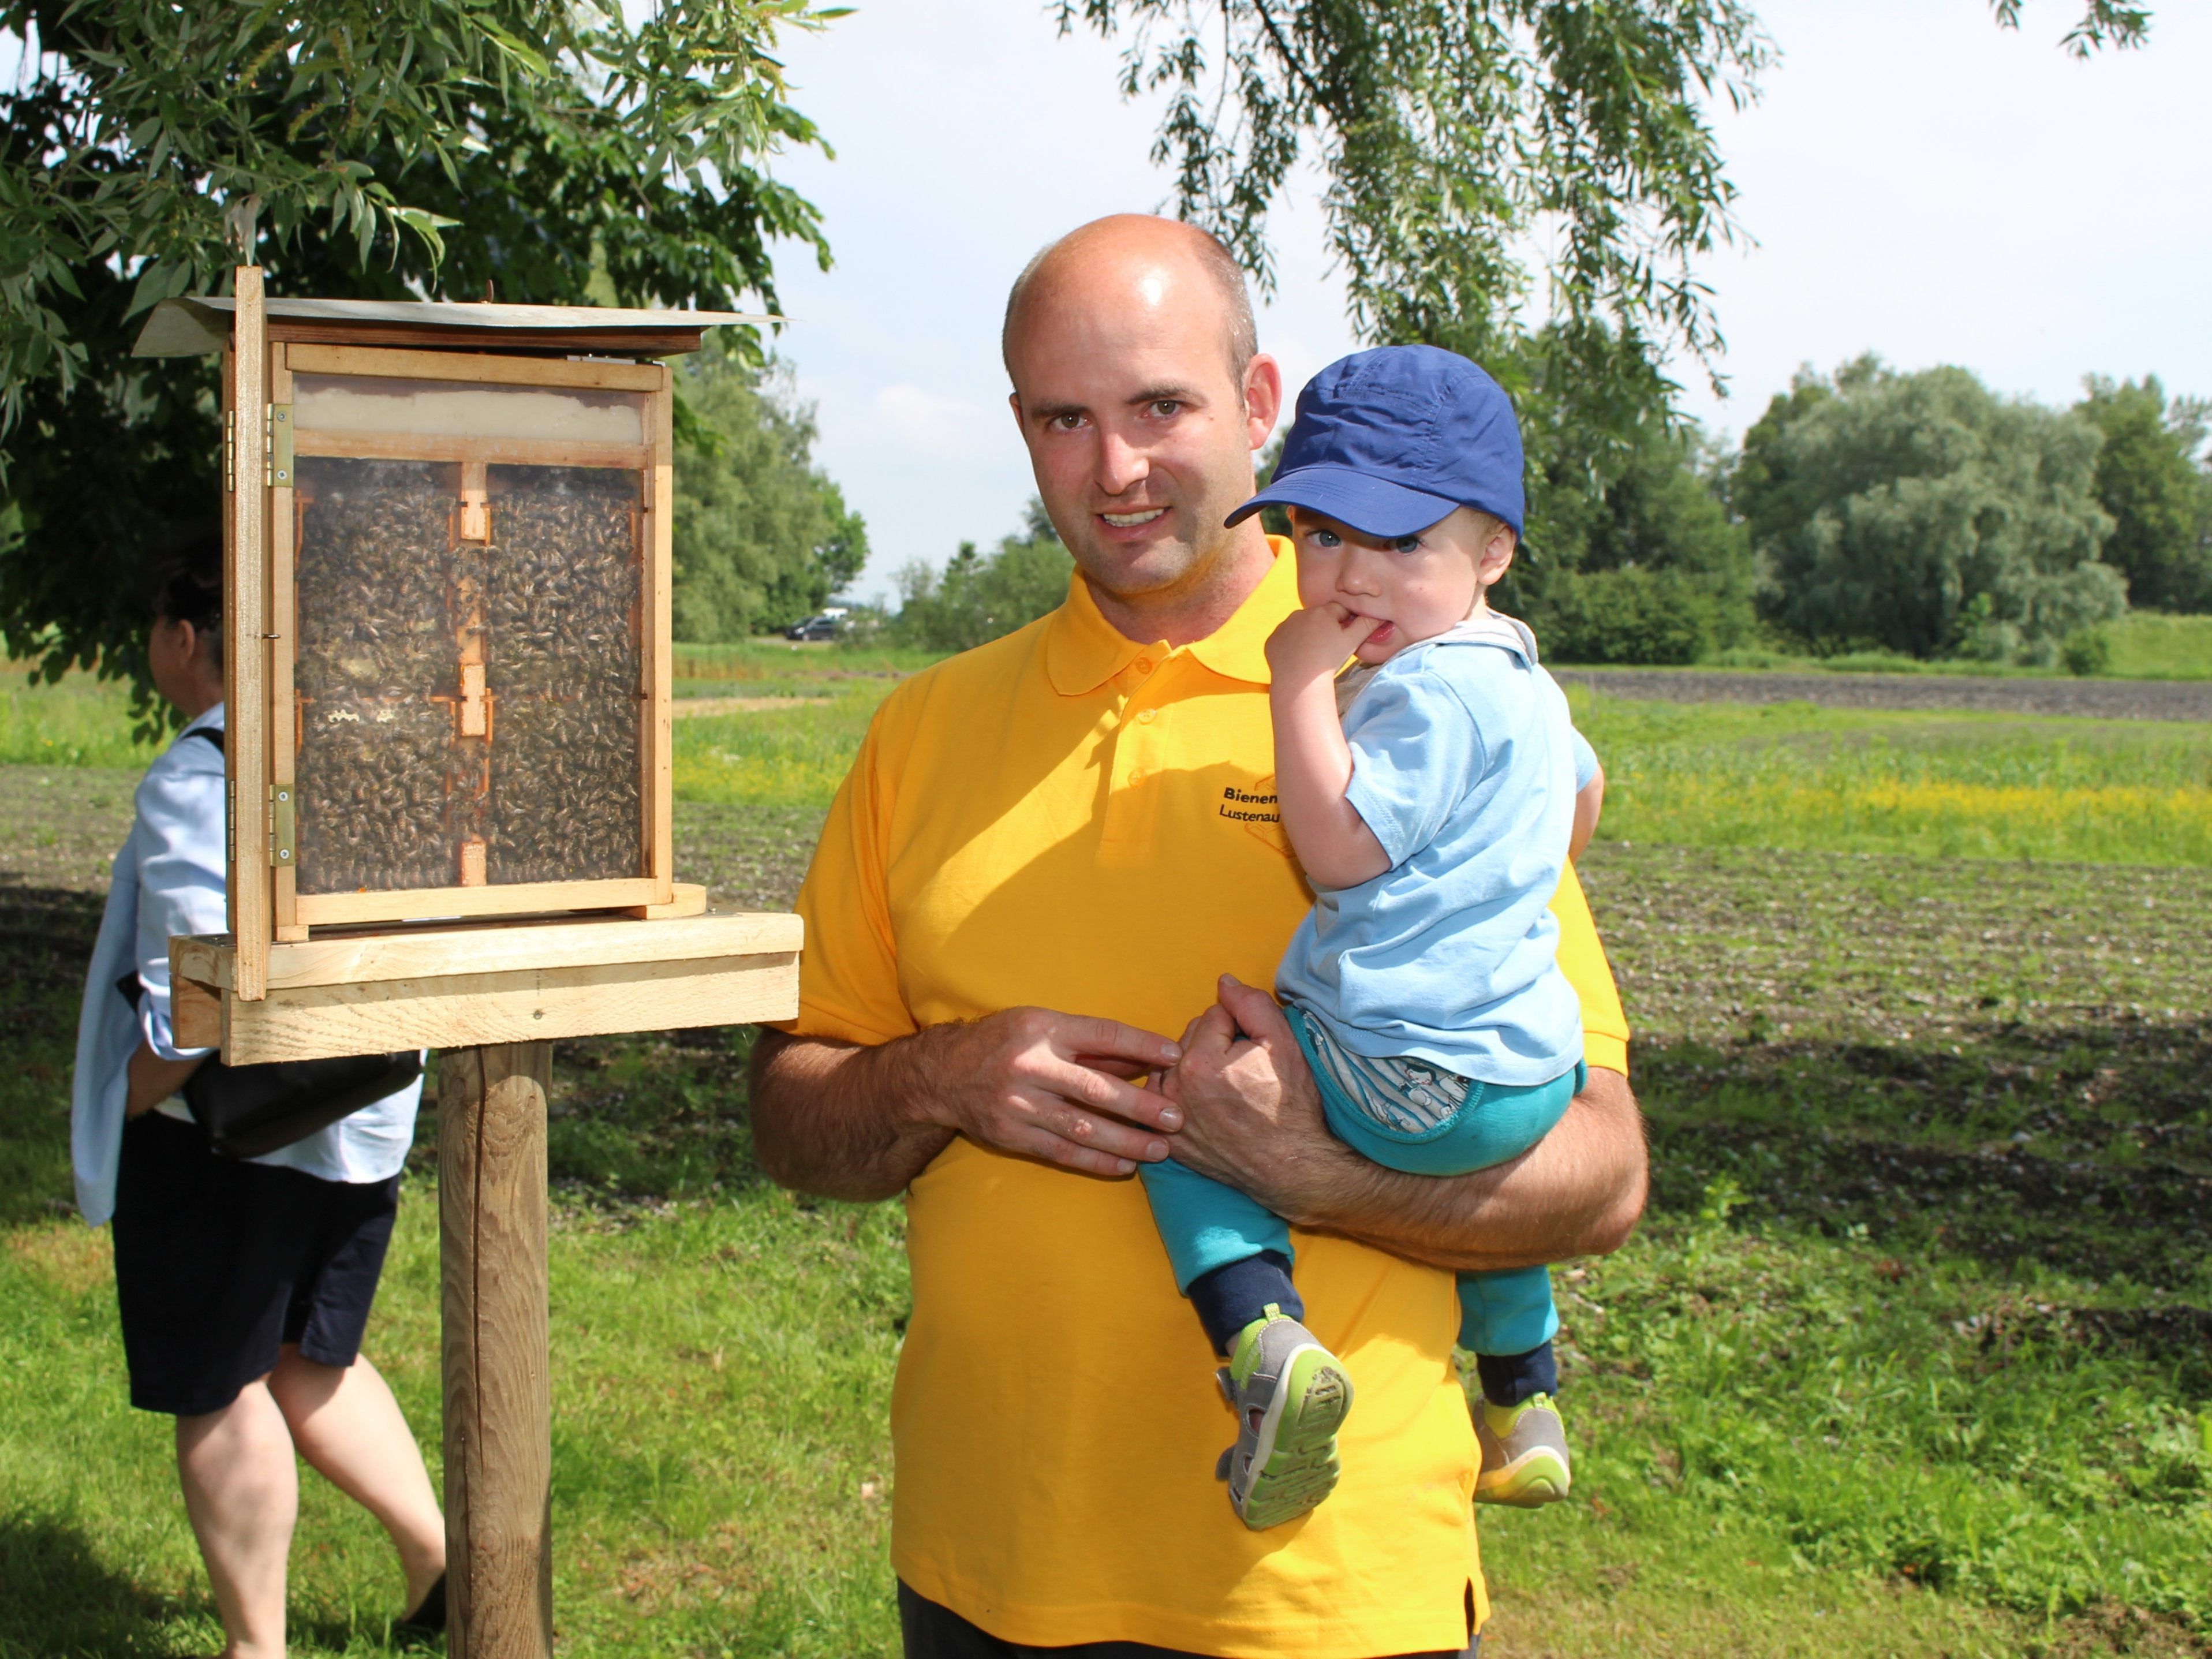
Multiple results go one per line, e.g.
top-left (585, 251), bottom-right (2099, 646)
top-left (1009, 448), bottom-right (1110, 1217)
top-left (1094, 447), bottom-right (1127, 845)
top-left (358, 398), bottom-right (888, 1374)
top-left (1001, 215), bottom-right (1257, 391)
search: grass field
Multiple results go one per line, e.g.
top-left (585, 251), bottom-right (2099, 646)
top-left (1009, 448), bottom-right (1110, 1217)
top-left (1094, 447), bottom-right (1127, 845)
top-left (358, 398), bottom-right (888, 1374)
top-left (1699, 611), bottom-right (2211, 680)
top-left (1568, 693), bottom-right (2212, 866)
top-left (2107, 614), bottom-right (2212, 681)
top-left (1, 655), bottom-right (2206, 1657)
top-left (663, 648), bottom-right (2212, 866)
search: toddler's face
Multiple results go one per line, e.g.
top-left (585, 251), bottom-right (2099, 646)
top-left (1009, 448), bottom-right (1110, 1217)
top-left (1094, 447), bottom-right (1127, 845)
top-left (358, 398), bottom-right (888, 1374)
top-left (1289, 506), bottom-right (1509, 664)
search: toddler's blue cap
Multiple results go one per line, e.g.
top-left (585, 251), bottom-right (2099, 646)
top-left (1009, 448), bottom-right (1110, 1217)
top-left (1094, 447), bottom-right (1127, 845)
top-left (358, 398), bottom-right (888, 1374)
top-left (1228, 345), bottom-right (1525, 539)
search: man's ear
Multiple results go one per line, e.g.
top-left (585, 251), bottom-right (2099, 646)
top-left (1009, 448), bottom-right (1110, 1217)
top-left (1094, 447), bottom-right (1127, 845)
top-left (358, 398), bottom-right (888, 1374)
top-left (1242, 353), bottom-right (1284, 451)
top-left (1008, 391), bottom-right (1025, 434)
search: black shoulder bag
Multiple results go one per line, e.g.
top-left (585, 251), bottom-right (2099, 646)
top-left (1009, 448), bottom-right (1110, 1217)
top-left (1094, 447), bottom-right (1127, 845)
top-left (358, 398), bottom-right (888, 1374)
top-left (118, 725), bottom-right (423, 1160)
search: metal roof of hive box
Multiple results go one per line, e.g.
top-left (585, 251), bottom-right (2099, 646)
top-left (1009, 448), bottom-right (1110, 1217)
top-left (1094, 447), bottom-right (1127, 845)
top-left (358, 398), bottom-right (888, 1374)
top-left (133, 295), bottom-right (773, 359)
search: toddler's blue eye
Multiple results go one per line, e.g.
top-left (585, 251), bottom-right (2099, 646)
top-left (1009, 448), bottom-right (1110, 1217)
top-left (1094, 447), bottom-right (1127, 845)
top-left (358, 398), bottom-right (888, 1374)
top-left (1392, 536), bottom-right (1422, 554)
top-left (1312, 529), bottom-right (1341, 547)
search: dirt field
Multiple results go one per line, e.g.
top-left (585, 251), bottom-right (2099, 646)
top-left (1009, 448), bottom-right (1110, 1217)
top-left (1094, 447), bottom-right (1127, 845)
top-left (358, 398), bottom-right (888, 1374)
top-left (1553, 668), bottom-right (2212, 721)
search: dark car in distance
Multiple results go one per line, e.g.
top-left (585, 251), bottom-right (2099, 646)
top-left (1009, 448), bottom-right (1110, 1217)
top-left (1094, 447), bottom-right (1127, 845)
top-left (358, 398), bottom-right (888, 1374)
top-left (784, 609), bottom-right (849, 642)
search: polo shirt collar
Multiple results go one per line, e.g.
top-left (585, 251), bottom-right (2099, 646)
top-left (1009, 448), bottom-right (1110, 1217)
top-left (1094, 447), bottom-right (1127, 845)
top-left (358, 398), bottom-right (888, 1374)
top-left (1043, 536), bottom-right (1298, 696)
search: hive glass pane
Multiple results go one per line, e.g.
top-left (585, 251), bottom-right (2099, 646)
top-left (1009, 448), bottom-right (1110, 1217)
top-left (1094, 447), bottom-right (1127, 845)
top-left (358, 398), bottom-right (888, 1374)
top-left (292, 454), bottom-right (645, 896)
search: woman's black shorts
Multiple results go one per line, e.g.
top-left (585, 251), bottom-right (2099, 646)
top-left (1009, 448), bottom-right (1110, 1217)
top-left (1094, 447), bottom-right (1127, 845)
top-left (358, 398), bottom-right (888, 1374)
top-left (111, 1112), bottom-right (402, 1417)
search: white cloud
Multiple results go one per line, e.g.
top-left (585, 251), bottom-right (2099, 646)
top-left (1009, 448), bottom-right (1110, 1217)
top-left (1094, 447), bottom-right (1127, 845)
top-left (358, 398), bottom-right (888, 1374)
top-left (873, 383), bottom-right (988, 456)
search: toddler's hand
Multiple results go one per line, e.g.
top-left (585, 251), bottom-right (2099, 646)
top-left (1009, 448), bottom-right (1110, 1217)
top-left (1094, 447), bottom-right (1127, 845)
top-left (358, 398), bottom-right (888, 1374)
top-left (1265, 603), bottom-right (1381, 684)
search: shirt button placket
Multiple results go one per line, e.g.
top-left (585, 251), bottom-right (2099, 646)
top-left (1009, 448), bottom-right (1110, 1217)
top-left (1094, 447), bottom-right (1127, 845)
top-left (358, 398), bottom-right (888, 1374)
top-left (1103, 655), bottom-right (1167, 847)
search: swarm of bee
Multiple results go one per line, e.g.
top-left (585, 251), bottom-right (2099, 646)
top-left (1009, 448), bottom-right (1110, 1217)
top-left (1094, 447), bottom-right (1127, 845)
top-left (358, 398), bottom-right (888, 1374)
top-left (290, 457), bottom-right (645, 896)
top-left (484, 466), bottom-right (643, 883)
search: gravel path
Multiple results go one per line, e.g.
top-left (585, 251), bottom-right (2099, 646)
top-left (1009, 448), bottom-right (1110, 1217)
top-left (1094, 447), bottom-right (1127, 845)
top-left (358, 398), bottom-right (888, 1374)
top-left (1553, 668), bottom-right (2212, 722)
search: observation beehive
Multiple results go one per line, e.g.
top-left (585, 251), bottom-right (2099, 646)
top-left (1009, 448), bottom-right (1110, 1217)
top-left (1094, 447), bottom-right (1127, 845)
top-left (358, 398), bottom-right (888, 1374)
top-left (137, 275), bottom-right (774, 1002)
top-left (144, 272), bottom-right (805, 1659)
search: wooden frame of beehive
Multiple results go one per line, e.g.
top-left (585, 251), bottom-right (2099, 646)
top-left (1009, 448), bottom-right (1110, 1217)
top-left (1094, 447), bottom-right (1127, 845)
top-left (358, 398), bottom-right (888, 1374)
top-left (140, 272), bottom-right (805, 1659)
top-left (137, 271), bottom-right (772, 999)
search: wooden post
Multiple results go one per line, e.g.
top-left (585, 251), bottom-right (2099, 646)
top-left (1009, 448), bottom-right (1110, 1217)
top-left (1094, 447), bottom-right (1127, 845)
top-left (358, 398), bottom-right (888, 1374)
top-left (440, 1043), bottom-right (554, 1659)
top-left (227, 265), bottom-right (271, 1000)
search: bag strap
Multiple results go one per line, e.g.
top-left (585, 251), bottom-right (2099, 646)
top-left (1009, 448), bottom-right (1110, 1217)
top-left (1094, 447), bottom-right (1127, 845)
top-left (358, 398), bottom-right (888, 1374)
top-left (186, 726), bottom-right (225, 754)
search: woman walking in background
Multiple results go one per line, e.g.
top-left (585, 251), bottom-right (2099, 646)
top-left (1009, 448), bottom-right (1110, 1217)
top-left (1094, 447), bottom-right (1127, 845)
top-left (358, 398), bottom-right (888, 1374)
top-left (69, 532), bottom-right (446, 1658)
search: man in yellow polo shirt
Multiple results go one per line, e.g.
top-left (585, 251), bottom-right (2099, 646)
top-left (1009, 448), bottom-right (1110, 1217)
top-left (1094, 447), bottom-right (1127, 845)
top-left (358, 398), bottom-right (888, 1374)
top-left (751, 214), bottom-right (1646, 1659)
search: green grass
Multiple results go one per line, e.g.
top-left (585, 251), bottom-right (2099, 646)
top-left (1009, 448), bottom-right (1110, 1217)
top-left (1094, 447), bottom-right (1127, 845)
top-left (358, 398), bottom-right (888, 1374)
top-left (5, 818), bottom-right (2206, 1656)
top-left (1571, 691), bottom-right (2212, 866)
top-left (2, 650), bottom-right (2209, 1656)
top-left (1701, 613), bottom-right (2211, 681)
top-left (1699, 646), bottom-right (2063, 677)
top-left (2106, 614), bottom-right (2212, 681)
top-left (673, 638), bottom-right (946, 681)
top-left (16, 652), bottom-right (2212, 865)
top-left (674, 692), bottom-right (882, 812)
top-left (0, 671), bottom-right (163, 769)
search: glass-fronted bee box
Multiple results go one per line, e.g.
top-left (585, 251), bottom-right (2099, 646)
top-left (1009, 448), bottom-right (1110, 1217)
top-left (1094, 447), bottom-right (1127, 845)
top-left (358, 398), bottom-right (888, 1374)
top-left (137, 281), bottom-right (761, 999)
top-left (282, 357), bottom-right (662, 917)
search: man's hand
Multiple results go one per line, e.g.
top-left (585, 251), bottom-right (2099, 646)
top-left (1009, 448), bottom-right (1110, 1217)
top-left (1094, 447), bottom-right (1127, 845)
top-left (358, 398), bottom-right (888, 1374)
top-left (1154, 976), bottom-right (1355, 1217)
top-left (751, 1008), bottom-right (1185, 1202)
top-left (1157, 975), bottom-right (1646, 1271)
top-left (899, 1008), bottom-right (1185, 1175)
top-left (1265, 603), bottom-right (1380, 687)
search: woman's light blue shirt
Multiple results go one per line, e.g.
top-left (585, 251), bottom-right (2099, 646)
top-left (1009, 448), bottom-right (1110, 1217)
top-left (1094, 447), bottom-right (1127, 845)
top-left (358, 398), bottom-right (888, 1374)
top-left (70, 705), bottom-right (422, 1225)
top-left (1275, 615), bottom-right (1584, 1087)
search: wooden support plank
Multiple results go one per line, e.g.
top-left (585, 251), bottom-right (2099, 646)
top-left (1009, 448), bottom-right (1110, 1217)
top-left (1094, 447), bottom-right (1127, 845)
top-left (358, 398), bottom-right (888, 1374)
top-left (173, 976), bottom-right (223, 1049)
top-left (440, 1043), bottom-right (554, 1659)
top-left (218, 951), bottom-right (799, 1065)
top-left (229, 267), bottom-right (271, 1002)
top-left (293, 429), bottom-right (651, 470)
top-left (285, 342), bottom-right (667, 390)
top-left (175, 907), bottom-right (796, 991)
top-left (295, 876), bottom-right (659, 929)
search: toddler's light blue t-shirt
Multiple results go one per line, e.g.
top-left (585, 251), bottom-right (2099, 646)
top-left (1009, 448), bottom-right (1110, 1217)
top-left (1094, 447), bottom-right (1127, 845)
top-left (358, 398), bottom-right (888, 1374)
top-left (1275, 612), bottom-right (1584, 1088)
top-left (1570, 726), bottom-right (1598, 793)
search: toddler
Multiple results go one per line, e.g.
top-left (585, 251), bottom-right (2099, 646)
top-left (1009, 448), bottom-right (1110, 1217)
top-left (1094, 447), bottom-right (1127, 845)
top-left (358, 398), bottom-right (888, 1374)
top-left (1143, 345), bottom-right (1591, 1530)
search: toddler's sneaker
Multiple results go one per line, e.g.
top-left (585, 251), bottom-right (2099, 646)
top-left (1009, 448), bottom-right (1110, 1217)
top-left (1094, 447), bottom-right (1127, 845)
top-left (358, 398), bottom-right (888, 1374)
top-left (1473, 1392), bottom-right (1571, 1507)
top-left (1213, 1305), bottom-right (1354, 1529)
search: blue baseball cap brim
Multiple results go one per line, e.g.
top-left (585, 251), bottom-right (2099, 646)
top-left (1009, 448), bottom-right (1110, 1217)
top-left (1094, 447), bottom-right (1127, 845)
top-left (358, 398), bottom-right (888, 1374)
top-left (1225, 464), bottom-right (1470, 540)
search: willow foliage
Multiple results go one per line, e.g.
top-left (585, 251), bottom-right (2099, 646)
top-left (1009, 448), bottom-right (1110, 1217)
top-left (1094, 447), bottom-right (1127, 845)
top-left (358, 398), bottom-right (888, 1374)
top-left (1, 0), bottom-right (843, 686)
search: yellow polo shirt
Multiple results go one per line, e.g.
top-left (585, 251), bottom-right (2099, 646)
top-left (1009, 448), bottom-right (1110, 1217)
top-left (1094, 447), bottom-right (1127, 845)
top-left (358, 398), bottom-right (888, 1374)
top-left (792, 539), bottom-right (1630, 1657)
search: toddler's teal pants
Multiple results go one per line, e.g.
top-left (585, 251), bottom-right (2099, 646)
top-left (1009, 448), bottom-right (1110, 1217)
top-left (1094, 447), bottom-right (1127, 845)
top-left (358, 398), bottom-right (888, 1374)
top-left (1139, 1007), bottom-right (1582, 1358)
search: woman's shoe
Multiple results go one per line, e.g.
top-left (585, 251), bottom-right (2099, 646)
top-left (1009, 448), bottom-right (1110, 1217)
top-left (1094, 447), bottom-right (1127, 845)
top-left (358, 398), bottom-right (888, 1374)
top-left (396, 1571), bottom-right (447, 1638)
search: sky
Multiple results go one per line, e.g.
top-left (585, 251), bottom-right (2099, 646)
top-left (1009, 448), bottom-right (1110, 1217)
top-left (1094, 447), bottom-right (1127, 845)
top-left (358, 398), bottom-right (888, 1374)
top-left (757, 0), bottom-right (2212, 604)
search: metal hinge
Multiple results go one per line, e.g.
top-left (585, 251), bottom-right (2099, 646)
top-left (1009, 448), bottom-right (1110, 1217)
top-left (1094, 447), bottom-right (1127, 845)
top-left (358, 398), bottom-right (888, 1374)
top-left (225, 410), bottom-right (236, 492)
top-left (268, 783), bottom-right (296, 868)
top-left (267, 403), bottom-right (294, 489)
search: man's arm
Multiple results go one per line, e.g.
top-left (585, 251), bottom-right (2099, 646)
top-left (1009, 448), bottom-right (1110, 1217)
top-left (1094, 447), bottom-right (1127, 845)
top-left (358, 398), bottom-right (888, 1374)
top-left (749, 1011), bottom-right (1187, 1203)
top-left (1157, 976), bottom-right (1646, 1272)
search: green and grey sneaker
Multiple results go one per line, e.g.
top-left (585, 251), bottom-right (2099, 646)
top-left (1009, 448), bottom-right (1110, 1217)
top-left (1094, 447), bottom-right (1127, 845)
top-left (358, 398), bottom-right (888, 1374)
top-left (1473, 1392), bottom-right (1571, 1507)
top-left (1212, 1305), bottom-right (1354, 1530)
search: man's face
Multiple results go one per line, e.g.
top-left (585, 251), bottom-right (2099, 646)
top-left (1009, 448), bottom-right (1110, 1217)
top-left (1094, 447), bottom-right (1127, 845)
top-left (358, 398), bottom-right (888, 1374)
top-left (1007, 270), bottom-right (1280, 609)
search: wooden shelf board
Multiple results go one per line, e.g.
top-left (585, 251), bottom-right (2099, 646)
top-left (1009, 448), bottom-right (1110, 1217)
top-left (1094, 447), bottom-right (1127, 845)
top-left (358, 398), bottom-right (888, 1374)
top-left (207, 950), bottom-right (799, 1066)
top-left (174, 906), bottom-right (800, 992)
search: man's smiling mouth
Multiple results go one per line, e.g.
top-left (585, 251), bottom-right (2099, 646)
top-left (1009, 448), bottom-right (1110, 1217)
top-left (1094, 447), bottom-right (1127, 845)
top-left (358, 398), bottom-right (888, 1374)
top-left (1099, 508), bottom-right (1167, 528)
